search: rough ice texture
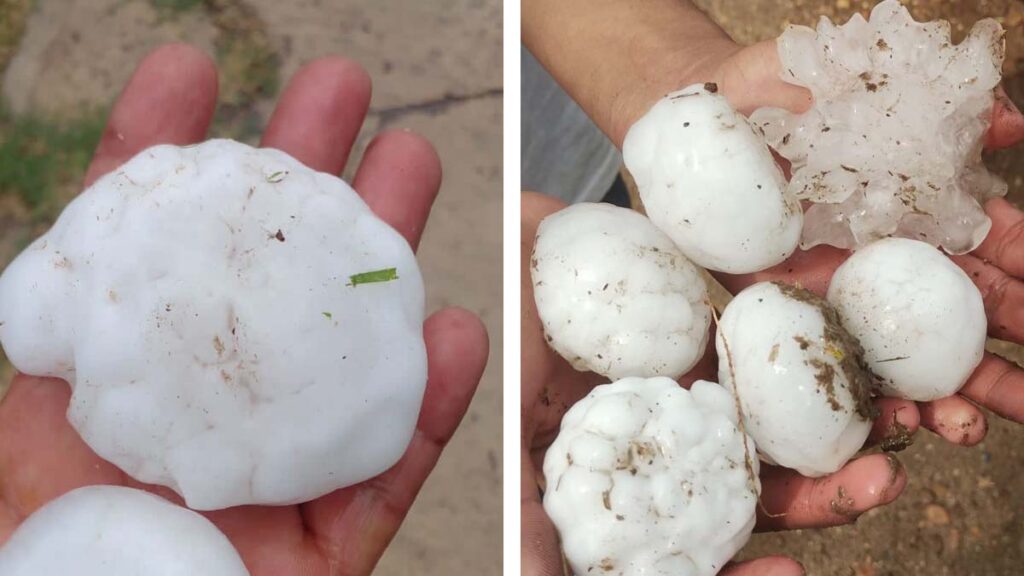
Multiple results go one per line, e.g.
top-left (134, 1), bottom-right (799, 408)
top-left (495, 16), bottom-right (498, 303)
top-left (543, 377), bottom-right (759, 576)
top-left (531, 203), bottom-right (710, 380)
top-left (0, 486), bottom-right (249, 575)
top-left (716, 282), bottom-right (873, 477)
top-left (828, 238), bottom-right (986, 401)
top-left (624, 83), bottom-right (802, 273)
top-left (0, 140), bottom-right (426, 510)
top-left (750, 0), bottom-right (1007, 254)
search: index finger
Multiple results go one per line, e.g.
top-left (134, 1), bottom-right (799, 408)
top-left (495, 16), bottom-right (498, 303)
top-left (84, 44), bottom-right (218, 187)
top-left (985, 86), bottom-right (1024, 150)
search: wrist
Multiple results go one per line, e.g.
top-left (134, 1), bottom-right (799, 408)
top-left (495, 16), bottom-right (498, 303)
top-left (608, 37), bottom-right (741, 147)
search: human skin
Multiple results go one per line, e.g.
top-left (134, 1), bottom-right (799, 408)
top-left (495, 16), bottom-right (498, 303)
top-left (523, 1), bottom-right (1024, 573)
top-left (0, 44), bottom-right (490, 576)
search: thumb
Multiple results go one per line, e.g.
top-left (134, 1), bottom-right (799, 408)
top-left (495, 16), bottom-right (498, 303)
top-left (716, 40), bottom-right (813, 116)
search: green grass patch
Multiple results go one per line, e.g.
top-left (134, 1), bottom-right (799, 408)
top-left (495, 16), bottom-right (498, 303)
top-left (0, 0), bottom-right (34, 74)
top-left (207, 0), bottom-right (280, 108)
top-left (0, 105), bottom-right (105, 220)
top-left (149, 0), bottom-right (203, 14)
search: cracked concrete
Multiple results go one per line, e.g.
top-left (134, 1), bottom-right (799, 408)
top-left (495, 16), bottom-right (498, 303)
top-left (0, 0), bottom-right (501, 574)
top-left (370, 86), bottom-right (503, 128)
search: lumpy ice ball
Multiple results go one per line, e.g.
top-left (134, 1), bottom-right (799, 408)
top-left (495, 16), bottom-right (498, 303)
top-left (717, 282), bottom-right (875, 477)
top-left (0, 486), bottom-right (249, 575)
top-left (827, 238), bottom-right (986, 401)
top-left (0, 140), bottom-right (427, 510)
top-left (624, 83), bottom-right (802, 273)
top-left (531, 203), bottom-right (711, 380)
top-left (751, 0), bottom-right (1007, 253)
top-left (543, 377), bottom-right (759, 576)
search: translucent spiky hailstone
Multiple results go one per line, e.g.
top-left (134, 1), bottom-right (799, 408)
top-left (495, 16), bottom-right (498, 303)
top-left (531, 203), bottom-right (711, 380)
top-left (0, 486), bottom-right (249, 575)
top-left (827, 238), bottom-right (986, 401)
top-left (543, 377), bottom-right (759, 576)
top-left (750, 0), bottom-right (1007, 254)
top-left (717, 282), bottom-right (875, 477)
top-left (624, 83), bottom-right (803, 273)
top-left (0, 140), bottom-right (426, 510)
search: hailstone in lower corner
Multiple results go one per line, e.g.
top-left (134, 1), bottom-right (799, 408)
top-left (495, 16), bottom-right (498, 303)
top-left (0, 486), bottom-right (249, 575)
top-left (0, 139), bottom-right (427, 510)
top-left (750, 0), bottom-right (1007, 254)
top-left (531, 202), bottom-right (711, 380)
top-left (543, 377), bottom-right (759, 576)
top-left (623, 82), bottom-right (802, 274)
top-left (827, 238), bottom-right (986, 401)
top-left (717, 282), bottom-right (875, 477)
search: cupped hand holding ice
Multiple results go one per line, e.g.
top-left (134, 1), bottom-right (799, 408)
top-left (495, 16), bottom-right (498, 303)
top-left (709, 35), bottom-right (1024, 448)
top-left (521, 192), bottom-right (906, 576)
top-left (0, 138), bottom-right (427, 511)
top-left (0, 44), bottom-right (489, 576)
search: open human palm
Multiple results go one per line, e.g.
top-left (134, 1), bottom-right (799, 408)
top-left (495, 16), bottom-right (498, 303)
top-left (0, 44), bottom-right (489, 576)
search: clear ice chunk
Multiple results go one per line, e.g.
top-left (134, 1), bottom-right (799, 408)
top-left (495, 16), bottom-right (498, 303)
top-left (750, 0), bottom-right (1007, 254)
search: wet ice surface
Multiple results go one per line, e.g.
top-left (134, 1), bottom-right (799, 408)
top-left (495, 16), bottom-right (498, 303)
top-left (716, 282), bottom-right (874, 478)
top-left (0, 140), bottom-right (427, 510)
top-left (543, 378), bottom-right (759, 576)
top-left (0, 486), bottom-right (249, 575)
top-left (827, 238), bottom-right (986, 401)
top-left (624, 83), bottom-right (802, 273)
top-left (531, 203), bottom-right (711, 380)
top-left (751, 0), bottom-right (1007, 254)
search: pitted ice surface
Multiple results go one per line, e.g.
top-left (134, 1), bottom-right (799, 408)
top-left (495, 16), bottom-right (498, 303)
top-left (0, 139), bottom-right (426, 510)
top-left (828, 238), bottom-right (986, 401)
top-left (750, 0), bottom-right (1007, 254)
top-left (531, 203), bottom-right (711, 380)
top-left (623, 83), bottom-right (802, 273)
top-left (543, 377), bottom-right (759, 576)
top-left (0, 486), bottom-right (249, 575)
top-left (717, 282), bottom-right (874, 477)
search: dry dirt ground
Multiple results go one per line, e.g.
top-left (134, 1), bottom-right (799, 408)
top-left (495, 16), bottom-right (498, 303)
top-left (689, 1), bottom-right (1024, 574)
top-left (0, 0), bottom-right (501, 574)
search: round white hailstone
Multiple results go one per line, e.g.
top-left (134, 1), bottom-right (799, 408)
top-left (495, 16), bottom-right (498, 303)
top-left (716, 282), bottom-right (875, 477)
top-left (750, 0), bottom-right (1007, 254)
top-left (543, 377), bottom-right (759, 576)
top-left (0, 486), bottom-right (249, 575)
top-left (827, 238), bottom-right (986, 401)
top-left (0, 140), bottom-right (426, 510)
top-left (623, 82), bottom-right (803, 274)
top-left (531, 203), bottom-right (711, 380)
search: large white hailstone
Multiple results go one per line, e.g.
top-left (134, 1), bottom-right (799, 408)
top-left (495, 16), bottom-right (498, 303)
top-left (0, 486), bottom-right (249, 575)
top-left (623, 82), bottom-right (803, 274)
top-left (544, 377), bottom-right (759, 576)
top-left (750, 0), bottom-right (1007, 254)
top-left (827, 238), bottom-right (986, 401)
top-left (531, 203), bottom-right (711, 380)
top-left (0, 140), bottom-right (426, 510)
top-left (717, 282), bottom-right (875, 477)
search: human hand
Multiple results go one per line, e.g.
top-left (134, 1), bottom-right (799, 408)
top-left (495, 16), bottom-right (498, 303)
top-left (0, 44), bottom-right (489, 575)
top-left (520, 192), bottom-right (907, 576)
top-left (702, 41), bottom-right (1024, 447)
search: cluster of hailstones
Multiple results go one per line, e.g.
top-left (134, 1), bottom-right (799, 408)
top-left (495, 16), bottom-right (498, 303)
top-left (533, 2), bottom-right (999, 575)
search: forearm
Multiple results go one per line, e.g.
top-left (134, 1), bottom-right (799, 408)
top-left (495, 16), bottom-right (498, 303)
top-left (522, 0), bottom-right (738, 147)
